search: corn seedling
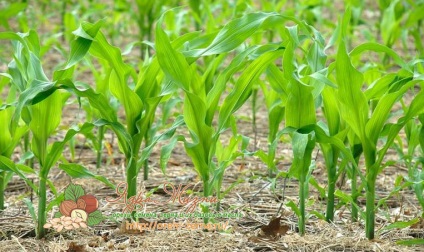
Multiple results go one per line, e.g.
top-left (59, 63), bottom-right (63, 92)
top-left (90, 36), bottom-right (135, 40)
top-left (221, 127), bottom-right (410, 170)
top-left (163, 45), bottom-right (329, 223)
top-left (155, 11), bottom-right (305, 207)
top-left (398, 115), bottom-right (424, 209)
top-left (2, 1), bottom-right (424, 246)
top-left (0, 23), bottom-right (118, 238)
top-left (329, 8), bottom-right (424, 239)
top-left (51, 20), bottom-right (191, 217)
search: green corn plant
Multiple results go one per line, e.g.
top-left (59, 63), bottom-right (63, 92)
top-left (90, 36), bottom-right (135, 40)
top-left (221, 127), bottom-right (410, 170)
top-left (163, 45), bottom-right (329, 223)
top-left (332, 8), bottom-right (424, 239)
top-left (379, 0), bottom-right (424, 59)
top-left (397, 115), bottom-right (424, 209)
top-left (282, 32), bottom-right (318, 236)
top-left (54, 20), bottom-right (194, 212)
top-left (155, 11), bottom-right (299, 206)
top-left (265, 20), bottom-right (362, 235)
top-left (0, 2), bottom-right (27, 31)
top-left (0, 23), bottom-right (118, 238)
top-left (311, 60), bottom-right (361, 222)
top-left (156, 10), bottom-right (354, 232)
top-left (319, 85), bottom-right (343, 222)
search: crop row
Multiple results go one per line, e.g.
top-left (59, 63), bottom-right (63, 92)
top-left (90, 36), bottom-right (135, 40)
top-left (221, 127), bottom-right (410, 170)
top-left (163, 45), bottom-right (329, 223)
top-left (0, 1), bottom-right (423, 243)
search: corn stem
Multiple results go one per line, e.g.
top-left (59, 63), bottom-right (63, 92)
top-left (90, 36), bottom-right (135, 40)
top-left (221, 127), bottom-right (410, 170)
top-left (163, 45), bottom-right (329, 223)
top-left (96, 126), bottom-right (105, 169)
top-left (365, 180), bottom-right (375, 239)
top-left (36, 170), bottom-right (47, 239)
top-left (299, 177), bottom-right (306, 235)
top-left (0, 171), bottom-right (4, 210)
top-left (364, 147), bottom-right (377, 239)
top-left (143, 132), bottom-right (150, 181)
top-left (325, 160), bottom-right (337, 222)
top-left (351, 163), bottom-right (358, 221)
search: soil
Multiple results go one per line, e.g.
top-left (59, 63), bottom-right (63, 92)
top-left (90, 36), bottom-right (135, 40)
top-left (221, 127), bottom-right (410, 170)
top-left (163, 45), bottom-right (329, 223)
top-left (0, 1), bottom-right (423, 252)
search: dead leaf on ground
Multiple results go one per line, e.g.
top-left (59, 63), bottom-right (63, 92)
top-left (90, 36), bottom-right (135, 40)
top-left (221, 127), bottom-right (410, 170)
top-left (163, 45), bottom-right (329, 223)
top-left (260, 216), bottom-right (289, 237)
top-left (66, 241), bottom-right (86, 252)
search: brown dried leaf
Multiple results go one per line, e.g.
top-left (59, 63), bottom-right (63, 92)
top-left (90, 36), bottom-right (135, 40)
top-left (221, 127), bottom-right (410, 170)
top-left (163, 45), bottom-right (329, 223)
top-left (66, 241), bottom-right (85, 252)
top-left (260, 216), bottom-right (289, 237)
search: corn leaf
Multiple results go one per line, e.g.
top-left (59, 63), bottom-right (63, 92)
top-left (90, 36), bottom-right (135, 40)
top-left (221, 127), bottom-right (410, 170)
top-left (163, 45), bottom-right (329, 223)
top-left (59, 163), bottom-right (115, 189)
top-left (218, 48), bottom-right (285, 134)
top-left (29, 91), bottom-right (64, 165)
top-left (335, 40), bottom-right (368, 142)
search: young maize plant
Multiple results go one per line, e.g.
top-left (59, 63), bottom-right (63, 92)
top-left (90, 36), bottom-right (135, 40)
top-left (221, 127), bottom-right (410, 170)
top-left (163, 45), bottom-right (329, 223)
top-left (156, 10), bottom-right (314, 207)
top-left (399, 115), bottom-right (424, 209)
top-left (155, 11), bottom-right (274, 201)
top-left (379, 0), bottom-right (424, 58)
top-left (155, 11), bottom-right (322, 210)
top-left (57, 20), bottom-right (192, 215)
top-left (0, 23), bottom-right (118, 238)
top-left (281, 27), bottom-right (320, 236)
top-left (258, 17), bottom-right (361, 235)
top-left (332, 8), bottom-right (424, 239)
top-left (157, 9), bottom-right (357, 232)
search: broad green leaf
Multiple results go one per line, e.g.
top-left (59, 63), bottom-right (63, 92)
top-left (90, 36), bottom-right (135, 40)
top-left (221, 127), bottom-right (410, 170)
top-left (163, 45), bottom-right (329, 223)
top-left (54, 20), bottom-right (104, 80)
top-left (380, 0), bottom-right (401, 46)
top-left (266, 63), bottom-right (288, 95)
top-left (0, 156), bottom-right (37, 192)
top-left (11, 80), bottom-right (55, 134)
top-left (45, 121), bottom-right (132, 171)
top-left (0, 3), bottom-right (27, 29)
top-left (138, 116), bottom-right (185, 170)
top-left (23, 198), bottom-right (37, 228)
top-left (58, 163), bottom-right (115, 189)
top-left (155, 15), bottom-right (191, 92)
top-left (287, 201), bottom-right (301, 217)
top-left (406, 4), bottom-right (424, 27)
top-left (289, 132), bottom-right (315, 180)
top-left (56, 80), bottom-right (117, 122)
top-left (350, 42), bottom-right (409, 71)
top-left (284, 41), bottom-right (316, 128)
top-left (160, 137), bottom-right (179, 175)
top-left (0, 107), bottom-right (13, 154)
top-left (218, 48), bottom-right (284, 134)
top-left (380, 218), bottom-right (420, 232)
top-left (183, 12), bottom-right (303, 57)
top-left (30, 91), bottom-right (64, 165)
top-left (403, 89), bottom-right (424, 122)
top-left (108, 69), bottom-right (143, 135)
top-left (206, 45), bottom-right (261, 124)
top-left (365, 79), bottom-right (417, 147)
top-left (322, 86), bottom-right (340, 136)
top-left (335, 40), bottom-right (368, 142)
top-left (184, 12), bottom-right (278, 57)
top-left (184, 92), bottom-right (213, 162)
top-left (80, 24), bottom-right (142, 136)
top-left (46, 193), bottom-right (64, 212)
